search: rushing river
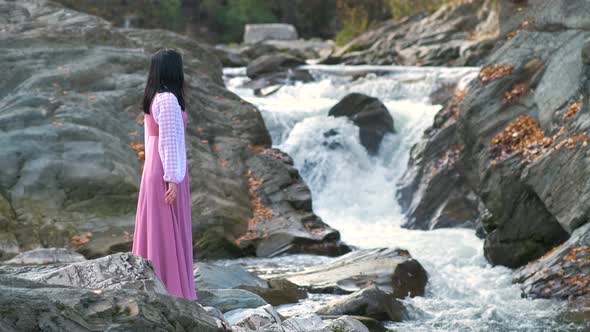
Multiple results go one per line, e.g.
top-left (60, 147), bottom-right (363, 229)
top-left (222, 65), bottom-right (574, 332)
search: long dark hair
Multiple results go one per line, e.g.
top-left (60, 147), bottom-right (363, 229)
top-left (142, 49), bottom-right (185, 114)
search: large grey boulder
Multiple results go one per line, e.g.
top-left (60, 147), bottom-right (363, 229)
top-left (0, 252), bottom-right (168, 294)
top-left (244, 24), bottom-right (298, 44)
top-left (0, 275), bottom-right (223, 332)
top-left (274, 248), bottom-right (427, 296)
top-left (0, 0), bottom-right (347, 260)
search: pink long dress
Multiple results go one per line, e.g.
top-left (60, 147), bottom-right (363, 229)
top-left (132, 92), bottom-right (197, 301)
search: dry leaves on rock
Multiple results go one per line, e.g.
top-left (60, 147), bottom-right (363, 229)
top-left (490, 115), bottom-right (589, 164)
top-left (450, 89), bottom-right (467, 118)
top-left (504, 83), bottom-right (527, 104)
top-left (563, 101), bottom-right (581, 120)
top-left (236, 170), bottom-right (273, 244)
top-left (479, 64), bottom-right (514, 84)
top-left (70, 232), bottom-right (93, 248)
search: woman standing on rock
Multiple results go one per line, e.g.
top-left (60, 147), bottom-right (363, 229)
top-left (132, 49), bottom-right (197, 301)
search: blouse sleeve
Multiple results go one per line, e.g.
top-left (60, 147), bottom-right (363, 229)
top-left (152, 92), bottom-right (187, 184)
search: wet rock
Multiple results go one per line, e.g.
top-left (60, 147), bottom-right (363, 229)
top-left (276, 248), bottom-right (427, 296)
top-left (0, 0), bottom-right (341, 260)
top-left (316, 285), bottom-right (408, 322)
top-left (224, 304), bottom-right (282, 330)
top-left (244, 53), bottom-right (312, 92)
top-left (397, 86), bottom-right (483, 231)
top-left (244, 24), bottom-right (298, 44)
top-left (282, 314), bottom-right (369, 332)
top-left (328, 93), bottom-right (395, 155)
top-left (562, 294), bottom-right (590, 329)
top-left (246, 53), bottom-right (306, 80)
top-left (326, 0), bottom-right (498, 66)
top-left (0, 252), bottom-right (168, 295)
top-left (239, 149), bottom-right (351, 258)
top-left (325, 316), bottom-right (371, 332)
top-left (3, 247), bottom-right (87, 265)
top-left (317, 315), bottom-right (386, 332)
top-left (194, 262), bottom-right (268, 290)
top-left (0, 275), bottom-right (223, 332)
top-left (198, 288), bottom-right (269, 313)
top-left (514, 223), bottom-right (590, 299)
top-left (240, 277), bottom-right (308, 306)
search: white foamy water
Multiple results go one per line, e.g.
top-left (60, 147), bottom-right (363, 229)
top-left (223, 65), bottom-right (576, 332)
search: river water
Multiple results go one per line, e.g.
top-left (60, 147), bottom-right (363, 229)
top-left (222, 65), bottom-right (574, 332)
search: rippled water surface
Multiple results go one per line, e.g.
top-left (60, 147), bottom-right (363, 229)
top-left (223, 65), bottom-right (575, 332)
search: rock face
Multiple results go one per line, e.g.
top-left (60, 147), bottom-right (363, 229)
top-left (514, 222), bottom-right (590, 300)
top-left (326, 0), bottom-right (498, 66)
top-left (328, 93), bottom-right (395, 155)
top-left (0, 0), bottom-right (346, 260)
top-left (0, 253), bottom-right (227, 331)
top-left (244, 24), bottom-right (299, 44)
top-left (398, 0), bottom-right (590, 268)
top-left (0, 252), bottom-right (168, 295)
top-left (275, 248), bottom-right (427, 296)
top-left (397, 86), bottom-right (483, 231)
top-left (316, 285), bottom-right (408, 322)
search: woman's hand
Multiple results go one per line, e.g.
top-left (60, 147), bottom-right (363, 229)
top-left (165, 182), bottom-right (178, 205)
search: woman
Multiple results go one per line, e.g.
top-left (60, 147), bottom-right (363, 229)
top-left (132, 49), bottom-right (197, 301)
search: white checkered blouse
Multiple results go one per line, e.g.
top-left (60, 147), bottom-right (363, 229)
top-left (144, 92), bottom-right (187, 184)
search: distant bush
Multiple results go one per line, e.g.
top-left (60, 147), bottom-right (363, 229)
top-left (334, 0), bottom-right (459, 46)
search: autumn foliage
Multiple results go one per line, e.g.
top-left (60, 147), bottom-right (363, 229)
top-left (236, 170), bottom-right (273, 244)
top-left (563, 101), bottom-right (581, 120)
top-left (490, 115), bottom-right (589, 163)
top-left (70, 232), bottom-right (92, 249)
top-left (503, 83), bottom-right (526, 104)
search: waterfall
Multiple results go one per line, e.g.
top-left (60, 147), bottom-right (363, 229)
top-left (223, 65), bottom-right (569, 332)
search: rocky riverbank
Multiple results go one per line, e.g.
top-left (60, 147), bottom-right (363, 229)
top-left (393, 0), bottom-right (590, 323)
top-left (0, 247), bottom-right (427, 331)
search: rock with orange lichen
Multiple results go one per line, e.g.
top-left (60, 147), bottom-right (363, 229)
top-left (514, 223), bottom-right (590, 299)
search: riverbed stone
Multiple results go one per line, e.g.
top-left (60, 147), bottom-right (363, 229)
top-left (276, 248), bottom-right (427, 296)
top-left (240, 277), bottom-right (308, 305)
top-left (198, 288), bottom-right (269, 313)
top-left (328, 93), bottom-right (395, 155)
top-left (316, 285), bottom-right (408, 322)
